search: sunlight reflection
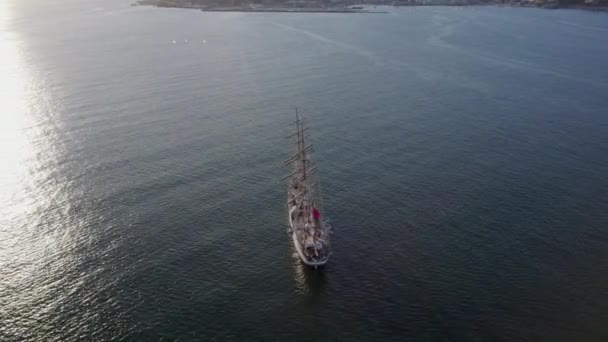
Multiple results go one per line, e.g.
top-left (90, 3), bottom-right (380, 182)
top-left (0, 0), bottom-right (67, 289)
top-left (0, 3), bottom-right (75, 336)
top-left (0, 0), bottom-right (65, 229)
top-left (0, 0), bottom-right (52, 234)
top-left (0, 37), bottom-right (30, 202)
top-left (0, 0), bottom-right (37, 268)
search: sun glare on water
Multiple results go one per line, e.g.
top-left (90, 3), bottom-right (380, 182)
top-left (0, 1), bottom-right (37, 222)
top-left (0, 0), bottom-right (69, 322)
top-left (0, 1), bottom-right (29, 238)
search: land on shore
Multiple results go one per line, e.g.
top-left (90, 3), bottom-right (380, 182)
top-left (134, 0), bottom-right (608, 12)
top-left (134, 0), bottom-right (386, 12)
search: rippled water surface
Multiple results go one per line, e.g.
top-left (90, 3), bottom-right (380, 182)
top-left (1, 1), bottom-right (608, 340)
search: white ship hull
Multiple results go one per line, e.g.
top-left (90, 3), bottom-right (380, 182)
top-left (288, 209), bottom-right (328, 267)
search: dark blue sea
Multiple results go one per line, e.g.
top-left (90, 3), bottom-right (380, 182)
top-left (1, 0), bottom-right (607, 340)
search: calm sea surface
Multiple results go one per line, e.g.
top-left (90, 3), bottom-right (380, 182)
top-left (1, 0), bottom-right (607, 340)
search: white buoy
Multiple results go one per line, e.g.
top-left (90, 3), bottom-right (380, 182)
top-left (172, 40), bottom-right (176, 44)
top-left (202, 39), bottom-right (207, 44)
top-left (184, 39), bottom-right (188, 44)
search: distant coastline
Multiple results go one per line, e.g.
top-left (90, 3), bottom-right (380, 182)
top-left (133, 0), bottom-right (387, 13)
top-left (133, 0), bottom-right (608, 12)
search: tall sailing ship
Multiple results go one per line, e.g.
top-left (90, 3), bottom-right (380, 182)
top-left (284, 110), bottom-right (330, 267)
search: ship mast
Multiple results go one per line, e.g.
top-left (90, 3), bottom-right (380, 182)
top-left (297, 108), bottom-right (307, 180)
top-left (284, 108), bottom-right (314, 188)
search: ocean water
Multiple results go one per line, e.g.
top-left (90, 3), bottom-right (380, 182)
top-left (1, 0), bottom-right (608, 340)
